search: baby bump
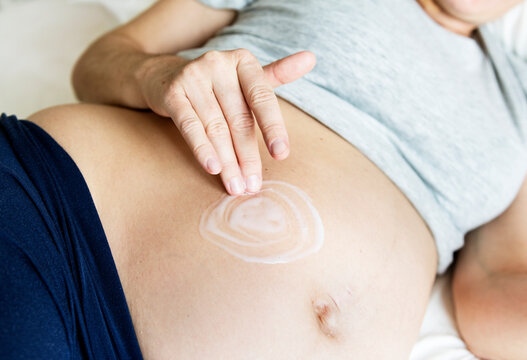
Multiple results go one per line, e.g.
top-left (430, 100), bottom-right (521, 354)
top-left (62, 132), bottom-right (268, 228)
top-left (31, 101), bottom-right (438, 359)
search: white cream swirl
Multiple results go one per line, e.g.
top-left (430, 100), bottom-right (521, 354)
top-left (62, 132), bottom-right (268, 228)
top-left (199, 180), bottom-right (324, 264)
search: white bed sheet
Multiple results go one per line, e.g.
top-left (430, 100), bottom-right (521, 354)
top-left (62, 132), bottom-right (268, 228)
top-left (0, 0), bottom-right (116, 117)
top-left (1, 1), bottom-right (525, 358)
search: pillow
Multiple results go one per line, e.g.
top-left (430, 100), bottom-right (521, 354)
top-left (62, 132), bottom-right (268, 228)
top-left (69, 0), bottom-right (156, 22)
top-left (0, 0), bottom-right (118, 117)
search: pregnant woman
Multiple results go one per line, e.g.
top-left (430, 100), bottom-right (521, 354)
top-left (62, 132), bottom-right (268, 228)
top-left (1, 0), bottom-right (526, 359)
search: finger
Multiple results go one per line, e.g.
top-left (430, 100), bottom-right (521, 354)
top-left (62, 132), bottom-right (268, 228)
top-left (263, 51), bottom-right (317, 88)
top-left (236, 52), bottom-right (290, 160)
top-left (185, 78), bottom-right (246, 196)
top-left (167, 95), bottom-right (222, 175)
top-left (213, 69), bottom-right (262, 193)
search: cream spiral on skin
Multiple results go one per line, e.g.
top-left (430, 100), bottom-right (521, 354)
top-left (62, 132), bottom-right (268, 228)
top-left (199, 180), bottom-right (324, 264)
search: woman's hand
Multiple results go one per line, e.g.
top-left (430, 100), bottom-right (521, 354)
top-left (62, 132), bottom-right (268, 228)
top-left (137, 49), bottom-right (316, 195)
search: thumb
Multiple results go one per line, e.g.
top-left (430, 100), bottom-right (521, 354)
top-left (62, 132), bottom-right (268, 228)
top-left (263, 51), bottom-right (316, 88)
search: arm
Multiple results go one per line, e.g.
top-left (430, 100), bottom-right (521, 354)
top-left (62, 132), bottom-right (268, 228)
top-left (452, 177), bottom-right (527, 360)
top-left (72, 0), bottom-right (316, 196)
top-left (72, 0), bottom-right (236, 107)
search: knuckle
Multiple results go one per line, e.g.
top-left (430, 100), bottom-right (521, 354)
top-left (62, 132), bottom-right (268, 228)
top-left (205, 119), bottom-right (230, 138)
top-left (239, 155), bottom-right (260, 168)
top-left (192, 142), bottom-right (210, 158)
top-left (230, 112), bottom-right (255, 133)
top-left (201, 51), bottom-right (228, 71)
top-left (203, 50), bottom-right (222, 62)
top-left (221, 159), bottom-right (239, 171)
top-left (261, 122), bottom-right (284, 136)
top-left (180, 62), bottom-right (202, 79)
top-left (247, 85), bottom-right (275, 106)
top-left (178, 115), bottom-right (200, 136)
top-left (235, 48), bottom-right (255, 62)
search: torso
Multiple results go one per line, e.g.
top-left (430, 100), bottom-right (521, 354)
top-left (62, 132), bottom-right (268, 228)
top-left (31, 98), bottom-right (437, 359)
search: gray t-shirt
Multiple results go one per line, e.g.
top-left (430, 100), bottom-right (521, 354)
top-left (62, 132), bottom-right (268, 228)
top-left (177, 0), bottom-right (527, 273)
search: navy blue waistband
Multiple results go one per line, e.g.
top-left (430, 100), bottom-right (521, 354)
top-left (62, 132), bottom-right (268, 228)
top-left (0, 113), bottom-right (142, 359)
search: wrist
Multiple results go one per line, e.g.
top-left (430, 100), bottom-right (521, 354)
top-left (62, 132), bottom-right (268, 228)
top-left (131, 54), bottom-right (162, 108)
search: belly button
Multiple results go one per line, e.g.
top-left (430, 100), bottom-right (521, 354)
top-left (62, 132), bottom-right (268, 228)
top-left (312, 294), bottom-right (341, 339)
top-left (312, 287), bottom-right (353, 339)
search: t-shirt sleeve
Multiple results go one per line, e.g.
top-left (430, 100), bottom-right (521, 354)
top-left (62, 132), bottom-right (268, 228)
top-left (196, 0), bottom-right (255, 10)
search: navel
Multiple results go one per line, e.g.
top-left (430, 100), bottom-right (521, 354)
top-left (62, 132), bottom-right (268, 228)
top-left (312, 287), bottom-right (353, 339)
top-left (199, 180), bottom-right (324, 264)
top-left (313, 294), bottom-right (340, 338)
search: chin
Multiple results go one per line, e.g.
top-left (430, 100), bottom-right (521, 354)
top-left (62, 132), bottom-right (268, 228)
top-left (435, 0), bottom-right (521, 24)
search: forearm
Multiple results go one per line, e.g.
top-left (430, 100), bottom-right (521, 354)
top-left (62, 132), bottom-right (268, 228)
top-left (72, 34), bottom-right (192, 108)
top-left (453, 231), bottom-right (527, 360)
top-left (71, 0), bottom-right (236, 108)
top-left (72, 34), bottom-right (152, 107)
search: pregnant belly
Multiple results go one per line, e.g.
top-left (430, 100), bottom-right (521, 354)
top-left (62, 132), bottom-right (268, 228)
top-left (41, 99), bottom-right (438, 359)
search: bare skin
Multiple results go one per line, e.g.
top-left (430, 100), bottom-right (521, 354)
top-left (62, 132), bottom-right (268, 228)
top-left (52, 0), bottom-right (527, 358)
top-left (29, 101), bottom-right (437, 359)
top-left (417, 0), bottom-right (524, 36)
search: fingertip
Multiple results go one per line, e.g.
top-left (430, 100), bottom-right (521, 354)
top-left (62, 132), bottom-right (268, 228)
top-left (226, 176), bottom-right (246, 196)
top-left (272, 150), bottom-right (289, 161)
top-left (206, 157), bottom-right (222, 174)
top-left (298, 51), bottom-right (317, 72)
top-left (300, 50), bottom-right (316, 62)
top-left (245, 174), bottom-right (262, 193)
top-left (269, 139), bottom-right (289, 158)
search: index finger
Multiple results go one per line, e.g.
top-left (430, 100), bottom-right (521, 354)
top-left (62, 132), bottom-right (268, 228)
top-left (236, 53), bottom-right (289, 160)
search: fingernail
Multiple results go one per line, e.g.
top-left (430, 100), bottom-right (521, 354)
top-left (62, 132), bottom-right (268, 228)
top-left (229, 177), bottom-right (245, 195)
top-left (206, 158), bottom-right (221, 174)
top-left (271, 139), bottom-right (287, 156)
top-left (246, 175), bottom-right (261, 193)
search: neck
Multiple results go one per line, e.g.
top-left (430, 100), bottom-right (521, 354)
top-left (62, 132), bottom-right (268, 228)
top-left (417, 0), bottom-right (477, 37)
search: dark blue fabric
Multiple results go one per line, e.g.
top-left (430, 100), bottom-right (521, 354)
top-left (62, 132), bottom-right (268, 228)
top-left (0, 113), bottom-right (143, 359)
